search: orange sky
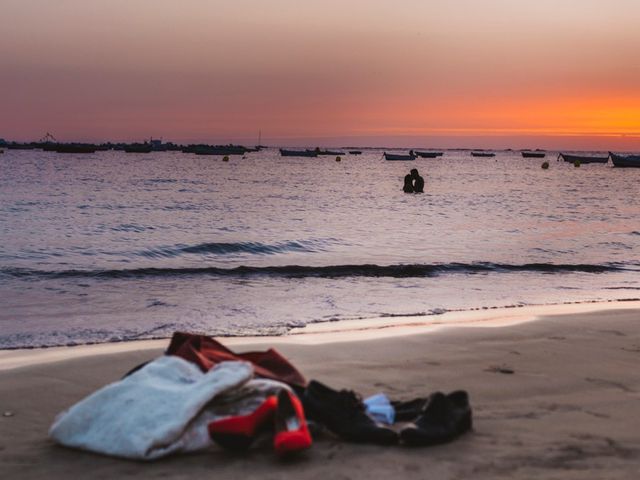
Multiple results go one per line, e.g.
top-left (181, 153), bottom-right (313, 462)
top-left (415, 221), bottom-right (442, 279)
top-left (1, 0), bottom-right (639, 149)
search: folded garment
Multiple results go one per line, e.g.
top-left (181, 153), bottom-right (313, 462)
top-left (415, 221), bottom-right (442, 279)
top-left (363, 393), bottom-right (395, 425)
top-left (49, 357), bottom-right (289, 460)
top-left (166, 331), bottom-right (306, 388)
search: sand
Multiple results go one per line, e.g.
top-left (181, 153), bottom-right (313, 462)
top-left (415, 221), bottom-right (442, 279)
top-left (1, 304), bottom-right (639, 479)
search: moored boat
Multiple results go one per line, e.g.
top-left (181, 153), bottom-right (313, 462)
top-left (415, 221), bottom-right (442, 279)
top-left (280, 149), bottom-right (318, 157)
top-left (185, 145), bottom-right (247, 155)
top-left (414, 151), bottom-right (442, 158)
top-left (53, 144), bottom-right (97, 154)
top-left (522, 151), bottom-right (546, 158)
top-left (609, 152), bottom-right (640, 168)
top-left (471, 151), bottom-right (495, 157)
top-left (384, 151), bottom-right (416, 161)
top-left (7, 143), bottom-right (38, 150)
top-left (124, 143), bottom-right (153, 153)
top-left (348, 150), bottom-right (362, 155)
top-left (306, 149), bottom-right (346, 156)
top-left (559, 153), bottom-right (608, 164)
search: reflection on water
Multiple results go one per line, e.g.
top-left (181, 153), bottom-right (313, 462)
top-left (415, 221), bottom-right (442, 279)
top-left (0, 148), bottom-right (638, 347)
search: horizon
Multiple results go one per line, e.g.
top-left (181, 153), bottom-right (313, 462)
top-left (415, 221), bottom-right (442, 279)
top-left (2, 133), bottom-right (637, 152)
top-left (2, 0), bottom-right (639, 150)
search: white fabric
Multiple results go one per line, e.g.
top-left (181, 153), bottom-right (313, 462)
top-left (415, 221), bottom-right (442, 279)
top-left (49, 357), bottom-right (254, 460)
top-left (364, 393), bottom-right (395, 425)
top-left (173, 377), bottom-right (292, 452)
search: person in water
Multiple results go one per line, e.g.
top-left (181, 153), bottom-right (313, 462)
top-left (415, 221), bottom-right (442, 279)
top-left (411, 168), bottom-right (424, 193)
top-left (403, 173), bottom-right (414, 193)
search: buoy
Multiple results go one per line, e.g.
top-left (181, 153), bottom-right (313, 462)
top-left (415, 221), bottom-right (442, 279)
top-left (223, 155), bottom-right (229, 162)
top-left (541, 161), bottom-right (549, 169)
top-left (573, 159), bottom-right (580, 167)
top-left (335, 156), bottom-right (341, 162)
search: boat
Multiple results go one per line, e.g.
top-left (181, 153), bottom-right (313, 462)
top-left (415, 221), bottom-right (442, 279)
top-left (609, 152), bottom-right (640, 168)
top-left (124, 143), bottom-right (153, 153)
top-left (384, 152), bottom-right (416, 161)
top-left (305, 149), bottom-right (346, 156)
top-left (559, 153), bottom-right (608, 164)
top-left (348, 150), bottom-right (362, 155)
top-left (6, 143), bottom-right (38, 150)
top-left (53, 144), bottom-right (97, 154)
top-left (414, 151), bottom-right (442, 158)
top-left (522, 151), bottom-right (546, 158)
top-left (280, 149), bottom-right (318, 157)
top-left (471, 151), bottom-right (495, 157)
top-left (186, 145), bottom-right (247, 156)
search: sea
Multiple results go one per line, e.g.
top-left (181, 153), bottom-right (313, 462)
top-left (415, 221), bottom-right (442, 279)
top-left (1, 148), bottom-right (639, 349)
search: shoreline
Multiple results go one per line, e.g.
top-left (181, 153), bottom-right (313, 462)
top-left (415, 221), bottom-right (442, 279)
top-left (2, 299), bottom-right (639, 371)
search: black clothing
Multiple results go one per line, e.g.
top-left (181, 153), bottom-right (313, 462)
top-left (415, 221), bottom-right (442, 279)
top-left (400, 390), bottom-right (472, 446)
top-left (302, 380), bottom-right (399, 444)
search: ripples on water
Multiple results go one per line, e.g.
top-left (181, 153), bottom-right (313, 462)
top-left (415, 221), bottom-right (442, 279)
top-left (0, 148), bottom-right (638, 348)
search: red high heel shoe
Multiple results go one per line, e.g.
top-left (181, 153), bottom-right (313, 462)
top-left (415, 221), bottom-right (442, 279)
top-left (208, 395), bottom-right (278, 450)
top-left (273, 389), bottom-right (312, 456)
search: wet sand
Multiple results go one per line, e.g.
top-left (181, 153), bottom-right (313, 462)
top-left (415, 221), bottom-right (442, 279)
top-left (1, 304), bottom-right (639, 479)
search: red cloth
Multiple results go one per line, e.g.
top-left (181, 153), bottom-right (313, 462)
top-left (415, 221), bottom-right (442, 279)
top-left (166, 332), bottom-right (307, 389)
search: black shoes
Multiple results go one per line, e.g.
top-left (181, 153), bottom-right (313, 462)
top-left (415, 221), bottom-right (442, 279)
top-left (400, 390), bottom-right (472, 446)
top-left (302, 380), bottom-right (471, 447)
top-left (392, 397), bottom-right (430, 422)
top-left (302, 380), bottom-right (399, 445)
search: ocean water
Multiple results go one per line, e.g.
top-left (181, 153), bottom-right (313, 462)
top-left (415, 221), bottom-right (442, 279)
top-left (1, 148), bottom-right (639, 348)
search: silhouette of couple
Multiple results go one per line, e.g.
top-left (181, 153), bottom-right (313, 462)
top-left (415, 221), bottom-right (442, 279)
top-left (403, 168), bottom-right (424, 193)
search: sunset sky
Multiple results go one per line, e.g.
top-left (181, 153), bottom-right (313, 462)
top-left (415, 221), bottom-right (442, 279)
top-left (2, 0), bottom-right (639, 149)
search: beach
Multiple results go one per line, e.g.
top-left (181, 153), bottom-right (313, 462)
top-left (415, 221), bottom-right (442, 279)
top-left (2, 303), bottom-right (639, 479)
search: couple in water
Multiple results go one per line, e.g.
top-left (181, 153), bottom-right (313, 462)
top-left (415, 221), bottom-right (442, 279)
top-left (403, 168), bottom-right (424, 193)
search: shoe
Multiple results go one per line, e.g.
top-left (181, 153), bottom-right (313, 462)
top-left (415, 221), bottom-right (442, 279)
top-left (302, 380), bottom-right (398, 445)
top-left (391, 397), bottom-right (430, 422)
top-left (400, 391), bottom-right (472, 446)
top-left (273, 389), bottom-right (312, 456)
top-left (208, 395), bottom-right (278, 450)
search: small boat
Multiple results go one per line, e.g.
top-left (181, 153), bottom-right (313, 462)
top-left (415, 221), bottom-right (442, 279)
top-left (306, 149), bottom-right (346, 156)
top-left (384, 152), bottom-right (416, 161)
top-left (188, 146), bottom-right (247, 156)
top-left (559, 153), bottom-right (608, 164)
top-left (53, 144), bottom-right (97, 154)
top-left (610, 152), bottom-right (640, 168)
top-left (348, 150), bottom-right (363, 155)
top-left (522, 151), bottom-right (546, 158)
top-left (471, 151), bottom-right (495, 157)
top-left (280, 149), bottom-right (318, 157)
top-left (124, 143), bottom-right (153, 153)
top-left (7, 143), bottom-right (38, 150)
top-left (414, 151), bottom-right (442, 158)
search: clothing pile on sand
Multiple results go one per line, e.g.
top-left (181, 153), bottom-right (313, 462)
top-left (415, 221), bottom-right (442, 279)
top-left (49, 332), bottom-right (472, 460)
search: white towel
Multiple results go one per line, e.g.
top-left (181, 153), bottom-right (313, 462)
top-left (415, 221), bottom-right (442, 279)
top-left (49, 357), bottom-right (254, 460)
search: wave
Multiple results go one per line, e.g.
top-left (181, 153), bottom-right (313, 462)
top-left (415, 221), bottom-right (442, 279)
top-left (1, 261), bottom-right (635, 281)
top-left (137, 240), bottom-right (326, 258)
